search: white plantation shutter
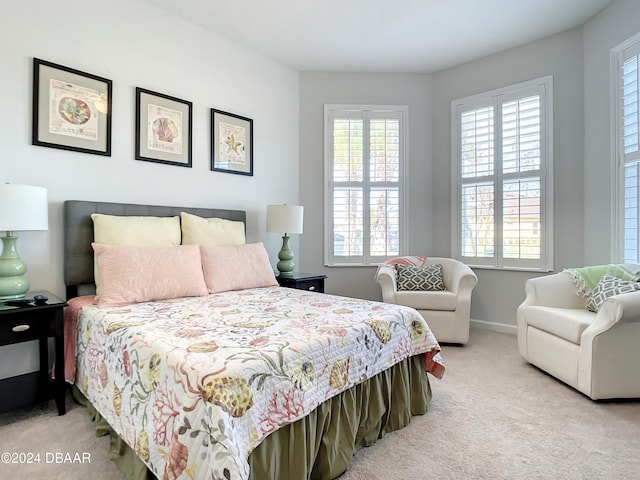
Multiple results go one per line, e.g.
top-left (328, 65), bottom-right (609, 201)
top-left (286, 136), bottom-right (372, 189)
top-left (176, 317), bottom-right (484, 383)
top-left (502, 96), bottom-right (541, 174)
top-left (501, 95), bottom-right (542, 263)
top-left (461, 106), bottom-right (494, 178)
top-left (623, 53), bottom-right (640, 158)
top-left (502, 178), bottom-right (541, 260)
top-left (459, 103), bottom-right (495, 261)
top-left (461, 183), bottom-right (494, 258)
top-left (325, 105), bottom-right (406, 265)
top-left (615, 35), bottom-right (640, 263)
top-left (452, 76), bottom-right (553, 270)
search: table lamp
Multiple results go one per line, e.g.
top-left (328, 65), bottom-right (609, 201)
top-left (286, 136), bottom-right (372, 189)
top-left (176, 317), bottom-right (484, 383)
top-left (0, 183), bottom-right (49, 300)
top-left (267, 204), bottom-right (304, 278)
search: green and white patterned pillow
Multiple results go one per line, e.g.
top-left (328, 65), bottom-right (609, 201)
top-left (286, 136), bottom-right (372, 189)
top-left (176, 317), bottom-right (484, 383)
top-left (587, 274), bottom-right (640, 312)
top-left (396, 264), bottom-right (446, 291)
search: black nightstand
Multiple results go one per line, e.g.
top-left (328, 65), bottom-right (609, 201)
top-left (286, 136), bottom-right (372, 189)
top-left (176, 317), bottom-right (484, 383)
top-left (0, 291), bottom-right (67, 415)
top-left (276, 273), bottom-right (327, 293)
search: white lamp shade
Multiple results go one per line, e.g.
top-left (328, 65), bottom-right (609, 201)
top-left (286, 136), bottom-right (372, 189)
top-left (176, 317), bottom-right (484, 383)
top-left (0, 183), bottom-right (49, 232)
top-left (267, 204), bottom-right (304, 234)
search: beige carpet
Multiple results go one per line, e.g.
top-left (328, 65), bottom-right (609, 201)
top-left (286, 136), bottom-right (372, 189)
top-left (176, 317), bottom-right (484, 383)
top-left (1, 328), bottom-right (639, 479)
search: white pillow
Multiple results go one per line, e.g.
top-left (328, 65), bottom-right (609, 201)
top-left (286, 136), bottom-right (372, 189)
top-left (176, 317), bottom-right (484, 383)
top-left (180, 212), bottom-right (245, 245)
top-left (200, 243), bottom-right (278, 293)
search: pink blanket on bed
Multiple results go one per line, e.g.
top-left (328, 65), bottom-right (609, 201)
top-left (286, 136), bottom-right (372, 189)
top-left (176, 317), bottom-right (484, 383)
top-left (63, 295), bottom-right (95, 383)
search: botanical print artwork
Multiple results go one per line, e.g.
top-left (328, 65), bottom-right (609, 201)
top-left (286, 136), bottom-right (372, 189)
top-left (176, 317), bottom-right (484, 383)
top-left (219, 121), bottom-right (246, 165)
top-left (71, 287), bottom-right (443, 480)
top-left (48, 79), bottom-right (99, 140)
top-left (147, 103), bottom-right (183, 154)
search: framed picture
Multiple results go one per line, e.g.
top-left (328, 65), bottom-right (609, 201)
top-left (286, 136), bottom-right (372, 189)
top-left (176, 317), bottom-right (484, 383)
top-left (32, 58), bottom-right (112, 156)
top-left (135, 87), bottom-right (192, 168)
top-left (211, 108), bottom-right (253, 176)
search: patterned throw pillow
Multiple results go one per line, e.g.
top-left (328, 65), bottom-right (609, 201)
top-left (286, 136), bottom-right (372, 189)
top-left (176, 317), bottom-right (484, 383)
top-left (396, 264), bottom-right (446, 291)
top-left (587, 274), bottom-right (640, 312)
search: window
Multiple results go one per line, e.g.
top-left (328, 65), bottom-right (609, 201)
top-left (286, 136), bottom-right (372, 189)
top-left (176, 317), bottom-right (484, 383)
top-left (324, 105), bottom-right (407, 266)
top-left (452, 76), bottom-right (553, 271)
top-left (613, 34), bottom-right (640, 263)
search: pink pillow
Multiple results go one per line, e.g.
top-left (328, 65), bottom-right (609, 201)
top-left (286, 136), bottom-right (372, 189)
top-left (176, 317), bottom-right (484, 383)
top-left (200, 243), bottom-right (278, 293)
top-left (92, 243), bottom-right (208, 307)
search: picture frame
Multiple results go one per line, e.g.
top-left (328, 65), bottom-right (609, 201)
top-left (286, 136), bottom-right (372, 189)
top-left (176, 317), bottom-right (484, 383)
top-left (135, 87), bottom-right (192, 168)
top-left (32, 58), bottom-right (112, 156)
top-left (211, 108), bottom-right (253, 176)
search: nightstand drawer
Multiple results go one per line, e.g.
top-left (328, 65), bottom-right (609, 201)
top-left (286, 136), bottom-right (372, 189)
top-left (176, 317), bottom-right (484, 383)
top-left (276, 273), bottom-right (327, 293)
top-left (295, 279), bottom-right (324, 293)
top-left (0, 314), bottom-right (49, 344)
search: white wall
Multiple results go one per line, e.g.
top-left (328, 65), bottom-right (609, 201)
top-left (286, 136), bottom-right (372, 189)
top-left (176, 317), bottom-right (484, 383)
top-left (298, 73), bottom-right (433, 300)
top-left (431, 28), bottom-right (586, 326)
top-left (296, 0), bottom-right (637, 328)
top-left (298, 29), bottom-right (586, 327)
top-left (0, 0), bottom-right (299, 378)
top-left (583, 0), bottom-right (640, 263)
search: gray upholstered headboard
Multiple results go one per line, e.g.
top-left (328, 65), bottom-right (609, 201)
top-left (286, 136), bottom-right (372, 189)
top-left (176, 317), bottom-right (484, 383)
top-left (63, 200), bottom-right (246, 299)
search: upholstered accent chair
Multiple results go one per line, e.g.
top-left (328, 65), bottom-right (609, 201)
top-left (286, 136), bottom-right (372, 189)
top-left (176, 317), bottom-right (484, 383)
top-left (517, 269), bottom-right (640, 400)
top-left (376, 257), bottom-right (478, 344)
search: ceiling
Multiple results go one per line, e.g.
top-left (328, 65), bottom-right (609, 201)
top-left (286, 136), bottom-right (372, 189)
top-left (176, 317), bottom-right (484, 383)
top-left (140, 0), bottom-right (613, 73)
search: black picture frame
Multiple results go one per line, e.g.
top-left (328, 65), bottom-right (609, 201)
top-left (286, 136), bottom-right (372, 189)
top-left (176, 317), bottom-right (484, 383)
top-left (135, 87), bottom-right (192, 168)
top-left (211, 108), bottom-right (253, 176)
top-left (32, 58), bottom-right (112, 156)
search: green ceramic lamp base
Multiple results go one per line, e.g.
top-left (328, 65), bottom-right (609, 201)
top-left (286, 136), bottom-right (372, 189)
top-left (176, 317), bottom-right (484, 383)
top-left (276, 234), bottom-right (295, 278)
top-left (0, 235), bottom-right (29, 300)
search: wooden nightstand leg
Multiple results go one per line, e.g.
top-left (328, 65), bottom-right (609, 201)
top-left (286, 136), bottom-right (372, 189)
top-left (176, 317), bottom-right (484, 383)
top-left (38, 336), bottom-right (49, 403)
top-left (53, 308), bottom-right (65, 415)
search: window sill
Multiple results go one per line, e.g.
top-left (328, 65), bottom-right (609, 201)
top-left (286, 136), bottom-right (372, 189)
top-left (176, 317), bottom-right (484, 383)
top-left (324, 263), bottom-right (379, 268)
top-left (465, 264), bottom-right (554, 273)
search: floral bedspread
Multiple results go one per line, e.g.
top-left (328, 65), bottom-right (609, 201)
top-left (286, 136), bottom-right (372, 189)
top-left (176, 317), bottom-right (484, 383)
top-left (71, 286), bottom-right (444, 480)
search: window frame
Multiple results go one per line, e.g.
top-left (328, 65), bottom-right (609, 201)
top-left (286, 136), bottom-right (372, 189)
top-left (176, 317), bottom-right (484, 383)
top-left (323, 104), bottom-right (408, 267)
top-left (612, 33), bottom-right (640, 263)
top-left (451, 76), bottom-right (554, 271)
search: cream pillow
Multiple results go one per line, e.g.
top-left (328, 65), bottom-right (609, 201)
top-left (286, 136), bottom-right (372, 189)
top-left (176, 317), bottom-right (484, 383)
top-left (91, 213), bottom-right (181, 246)
top-left (200, 243), bottom-right (278, 293)
top-left (92, 243), bottom-right (208, 308)
top-left (180, 211), bottom-right (245, 246)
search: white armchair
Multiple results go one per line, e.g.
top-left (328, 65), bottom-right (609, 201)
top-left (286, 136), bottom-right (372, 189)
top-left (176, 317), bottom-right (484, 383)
top-left (517, 271), bottom-right (640, 400)
top-left (376, 257), bottom-right (477, 344)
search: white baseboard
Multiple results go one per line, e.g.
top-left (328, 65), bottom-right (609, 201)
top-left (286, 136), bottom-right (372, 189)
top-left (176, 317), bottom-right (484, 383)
top-left (470, 318), bottom-right (517, 335)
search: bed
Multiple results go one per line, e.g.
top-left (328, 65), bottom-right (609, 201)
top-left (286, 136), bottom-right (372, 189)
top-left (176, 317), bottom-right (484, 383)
top-left (62, 200), bottom-right (445, 480)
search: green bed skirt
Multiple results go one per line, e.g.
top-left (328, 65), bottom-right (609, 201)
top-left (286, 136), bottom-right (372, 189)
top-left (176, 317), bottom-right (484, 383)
top-left (72, 354), bottom-right (432, 480)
